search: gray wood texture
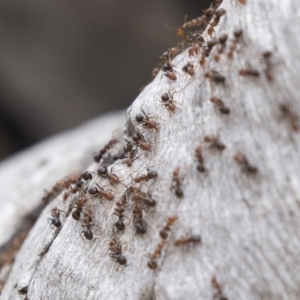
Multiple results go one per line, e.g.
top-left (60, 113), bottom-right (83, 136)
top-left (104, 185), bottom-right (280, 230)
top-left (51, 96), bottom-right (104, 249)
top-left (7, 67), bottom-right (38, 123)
top-left (2, 0), bottom-right (300, 299)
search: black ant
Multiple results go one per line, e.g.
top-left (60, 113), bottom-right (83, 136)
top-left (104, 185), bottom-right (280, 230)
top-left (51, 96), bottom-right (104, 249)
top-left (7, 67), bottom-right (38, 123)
top-left (174, 235), bottom-right (201, 246)
top-left (210, 97), bottom-right (230, 114)
top-left (239, 66), bottom-right (260, 77)
top-left (172, 168), bottom-right (184, 198)
top-left (131, 188), bottom-right (156, 208)
top-left (81, 210), bottom-right (94, 240)
top-left (182, 62), bottom-right (195, 76)
top-left (234, 152), bottom-right (258, 174)
top-left (195, 146), bottom-right (206, 172)
top-left (97, 165), bottom-right (120, 185)
top-left (134, 168), bottom-right (158, 184)
top-left (88, 185), bottom-right (115, 201)
top-left (93, 137), bottom-right (118, 163)
top-left (204, 135), bottom-right (226, 150)
top-left (207, 8), bottom-right (226, 36)
top-left (133, 204), bottom-right (147, 234)
top-left (280, 104), bottom-right (299, 132)
top-left (159, 215), bottom-right (179, 239)
top-left (123, 142), bottom-right (138, 167)
top-left (214, 33), bottom-right (228, 62)
top-left (228, 29), bottom-right (243, 59)
top-left (205, 70), bottom-right (226, 83)
top-left (133, 132), bottom-right (152, 152)
top-left (160, 91), bottom-right (179, 114)
top-left (48, 207), bottom-right (62, 229)
top-left (109, 238), bottom-right (127, 265)
top-left (113, 195), bottom-right (127, 231)
top-left (161, 62), bottom-right (177, 81)
top-left (72, 196), bottom-right (87, 221)
top-left (135, 109), bottom-right (159, 130)
top-left (147, 240), bottom-right (166, 269)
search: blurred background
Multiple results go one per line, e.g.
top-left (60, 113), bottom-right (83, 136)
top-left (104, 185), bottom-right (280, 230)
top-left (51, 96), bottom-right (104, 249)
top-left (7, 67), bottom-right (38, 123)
top-left (0, 0), bottom-right (210, 161)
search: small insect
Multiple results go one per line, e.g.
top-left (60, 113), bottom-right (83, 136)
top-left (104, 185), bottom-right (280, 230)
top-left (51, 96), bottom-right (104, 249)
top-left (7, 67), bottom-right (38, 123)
top-left (214, 33), bottom-right (228, 61)
top-left (195, 146), bottom-right (206, 172)
top-left (182, 62), bottom-right (195, 76)
top-left (97, 165), bottom-right (120, 185)
top-left (172, 168), bottom-right (184, 198)
top-left (280, 104), bottom-right (299, 131)
top-left (210, 97), bottom-right (230, 114)
top-left (234, 152), bottom-right (258, 174)
top-left (207, 8), bottom-right (226, 36)
top-left (204, 135), bottom-right (226, 150)
top-left (124, 143), bottom-right (138, 167)
top-left (239, 66), bottom-right (260, 77)
top-left (93, 137), bottom-right (118, 163)
top-left (133, 132), bottom-right (152, 152)
top-left (42, 180), bottom-right (66, 203)
top-left (132, 189), bottom-right (156, 208)
top-left (159, 215), bottom-right (179, 239)
top-left (113, 195), bottom-right (127, 231)
top-left (96, 184), bottom-right (115, 201)
top-left (134, 168), bottom-right (158, 184)
top-left (160, 91), bottom-right (179, 114)
top-left (133, 204), bottom-right (147, 234)
top-left (228, 29), bottom-right (243, 59)
top-left (109, 238), bottom-right (127, 265)
top-left (188, 43), bottom-right (200, 57)
top-left (135, 109), bottom-right (159, 130)
top-left (211, 275), bottom-right (223, 295)
top-left (160, 47), bottom-right (180, 62)
top-left (147, 241), bottom-right (166, 269)
top-left (48, 207), bottom-right (62, 229)
top-left (205, 70), bottom-right (226, 83)
top-left (262, 51), bottom-right (273, 81)
top-left (174, 235), bottom-right (201, 246)
top-left (72, 196), bottom-right (87, 221)
top-left (81, 211), bottom-right (94, 240)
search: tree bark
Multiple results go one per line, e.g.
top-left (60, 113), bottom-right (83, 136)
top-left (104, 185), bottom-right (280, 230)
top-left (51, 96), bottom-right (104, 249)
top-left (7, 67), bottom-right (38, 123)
top-left (2, 0), bottom-right (300, 299)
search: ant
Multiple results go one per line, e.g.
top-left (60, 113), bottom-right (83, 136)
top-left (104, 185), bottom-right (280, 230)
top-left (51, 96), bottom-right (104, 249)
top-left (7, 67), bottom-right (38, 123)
top-left (160, 47), bottom-right (180, 62)
top-left (205, 70), bottom-right (226, 83)
top-left (135, 109), bottom-right (159, 130)
top-left (160, 91), bottom-right (179, 114)
top-left (262, 51), bottom-right (273, 81)
top-left (88, 185), bottom-right (115, 201)
top-left (48, 207), bottom-right (62, 229)
top-left (134, 168), bottom-right (158, 184)
top-left (204, 135), bottom-right (226, 150)
top-left (161, 62), bottom-right (177, 81)
top-left (182, 62), bottom-right (195, 76)
top-left (97, 165), bottom-right (120, 185)
top-left (159, 215), bottom-right (179, 239)
top-left (147, 240), bottom-right (166, 269)
top-left (172, 168), bottom-right (184, 198)
top-left (123, 142), bottom-right (138, 167)
top-left (174, 235), bottom-right (201, 246)
top-left (239, 66), bottom-right (260, 77)
top-left (188, 43), bottom-right (200, 57)
top-left (208, 8), bottom-right (226, 36)
top-left (131, 189), bottom-right (156, 208)
top-left (81, 210), bottom-right (94, 240)
top-left (133, 204), bottom-right (147, 234)
top-left (234, 152), bottom-right (258, 174)
top-left (214, 33), bottom-right (228, 61)
top-left (109, 238), bottom-right (127, 265)
top-left (72, 196), bottom-right (87, 221)
top-left (228, 29), bottom-right (243, 59)
top-left (210, 97), bottom-right (230, 114)
top-left (93, 137), bottom-right (118, 163)
top-left (195, 146), bottom-right (206, 172)
top-left (211, 275), bottom-right (228, 300)
top-left (280, 104), bottom-right (299, 131)
top-left (42, 181), bottom-right (66, 203)
top-left (113, 195), bottom-right (127, 231)
top-left (133, 132), bottom-right (152, 152)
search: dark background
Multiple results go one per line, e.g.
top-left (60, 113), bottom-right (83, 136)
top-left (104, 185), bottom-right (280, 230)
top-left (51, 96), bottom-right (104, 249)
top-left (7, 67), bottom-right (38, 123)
top-left (0, 0), bottom-right (210, 161)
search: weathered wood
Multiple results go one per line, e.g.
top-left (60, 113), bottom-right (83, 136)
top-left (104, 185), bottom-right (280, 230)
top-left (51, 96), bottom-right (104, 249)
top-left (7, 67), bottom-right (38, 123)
top-left (2, 0), bottom-right (300, 299)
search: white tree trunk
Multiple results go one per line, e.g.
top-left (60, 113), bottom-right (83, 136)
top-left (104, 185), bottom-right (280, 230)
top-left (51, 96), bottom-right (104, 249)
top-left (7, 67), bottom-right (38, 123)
top-left (2, 0), bottom-right (300, 299)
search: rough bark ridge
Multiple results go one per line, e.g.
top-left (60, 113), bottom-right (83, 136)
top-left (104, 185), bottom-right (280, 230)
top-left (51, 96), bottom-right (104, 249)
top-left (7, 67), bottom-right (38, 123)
top-left (2, 0), bottom-right (300, 299)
